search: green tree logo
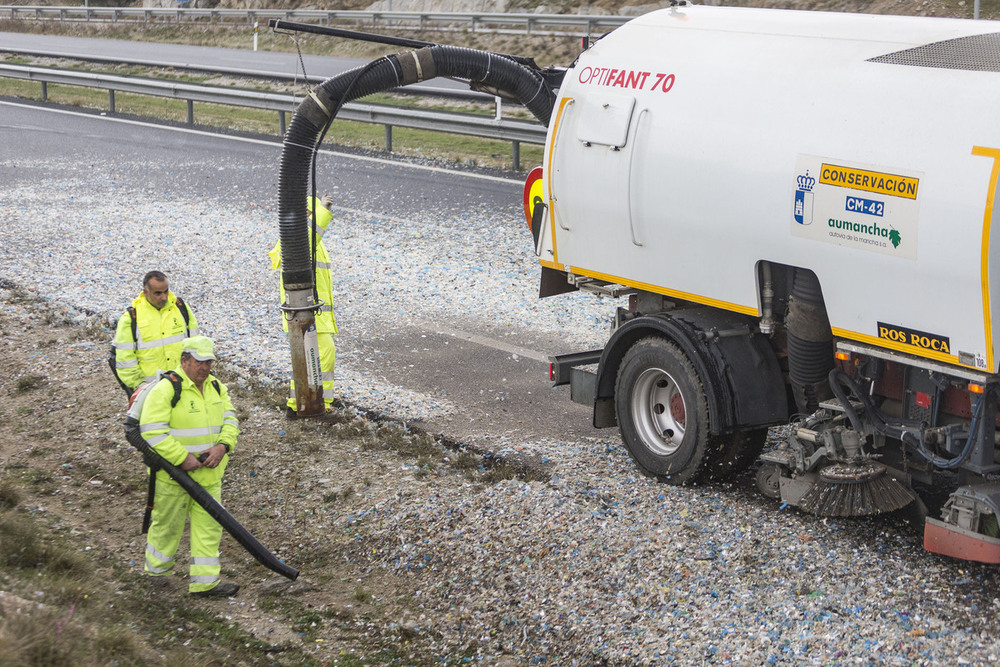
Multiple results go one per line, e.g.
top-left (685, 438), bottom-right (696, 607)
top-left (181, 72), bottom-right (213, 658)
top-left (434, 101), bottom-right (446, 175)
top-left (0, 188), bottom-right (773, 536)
top-left (889, 229), bottom-right (901, 248)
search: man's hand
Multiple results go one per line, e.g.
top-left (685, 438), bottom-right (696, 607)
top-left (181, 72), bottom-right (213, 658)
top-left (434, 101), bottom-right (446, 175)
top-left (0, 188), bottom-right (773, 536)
top-left (200, 444), bottom-right (229, 469)
top-left (179, 453), bottom-right (202, 471)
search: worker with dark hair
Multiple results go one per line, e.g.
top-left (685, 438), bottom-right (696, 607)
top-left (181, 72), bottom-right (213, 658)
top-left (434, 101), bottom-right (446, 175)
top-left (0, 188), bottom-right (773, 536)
top-left (269, 196), bottom-right (339, 418)
top-left (112, 270), bottom-right (198, 394)
top-left (139, 335), bottom-right (240, 597)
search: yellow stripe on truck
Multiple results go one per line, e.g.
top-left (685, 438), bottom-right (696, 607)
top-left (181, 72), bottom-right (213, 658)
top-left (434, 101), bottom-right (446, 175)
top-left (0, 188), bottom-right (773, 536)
top-left (566, 265), bottom-right (759, 317)
top-left (973, 145), bottom-right (1000, 374)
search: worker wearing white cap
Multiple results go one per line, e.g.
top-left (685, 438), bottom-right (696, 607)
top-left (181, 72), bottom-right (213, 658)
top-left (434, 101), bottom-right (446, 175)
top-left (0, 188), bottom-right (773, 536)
top-left (139, 335), bottom-right (241, 597)
top-left (269, 196), bottom-right (338, 418)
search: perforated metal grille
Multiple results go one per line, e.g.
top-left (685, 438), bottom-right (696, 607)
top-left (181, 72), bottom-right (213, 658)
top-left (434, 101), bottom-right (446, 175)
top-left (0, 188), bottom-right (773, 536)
top-left (868, 33), bottom-right (1000, 72)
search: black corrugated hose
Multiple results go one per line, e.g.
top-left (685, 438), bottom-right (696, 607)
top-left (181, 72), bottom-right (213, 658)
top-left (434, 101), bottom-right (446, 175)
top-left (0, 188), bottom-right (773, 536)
top-left (124, 419), bottom-right (300, 581)
top-left (278, 46), bottom-right (557, 290)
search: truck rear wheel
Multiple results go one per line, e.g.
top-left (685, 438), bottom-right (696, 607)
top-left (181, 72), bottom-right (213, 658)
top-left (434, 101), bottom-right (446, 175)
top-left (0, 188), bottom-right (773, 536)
top-left (706, 428), bottom-right (769, 481)
top-left (615, 337), bottom-right (714, 484)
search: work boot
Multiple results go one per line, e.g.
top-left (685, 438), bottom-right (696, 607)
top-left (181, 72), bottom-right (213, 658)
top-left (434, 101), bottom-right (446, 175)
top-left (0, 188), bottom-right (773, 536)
top-left (147, 574), bottom-right (173, 589)
top-left (191, 581), bottom-right (240, 598)
top-left (285, 406), bottom-right (298, 420)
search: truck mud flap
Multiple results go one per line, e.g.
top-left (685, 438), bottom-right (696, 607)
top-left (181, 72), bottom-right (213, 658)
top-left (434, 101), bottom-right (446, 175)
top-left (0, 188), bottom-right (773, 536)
top-left (591, 310), bottom-right (787, 432)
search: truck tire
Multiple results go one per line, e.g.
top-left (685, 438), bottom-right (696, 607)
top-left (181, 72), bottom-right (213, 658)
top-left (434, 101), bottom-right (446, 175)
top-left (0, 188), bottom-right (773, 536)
top-left (706, 428), bottom-right (769, 481)
top-left (615, 337), bottom-right (716, 484)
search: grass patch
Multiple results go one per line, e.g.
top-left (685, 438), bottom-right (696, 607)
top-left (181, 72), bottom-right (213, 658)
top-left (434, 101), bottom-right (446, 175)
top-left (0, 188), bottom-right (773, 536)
top-left (0, 503), bottom-right (318, 666)
top-left (0, 480), bottom-right (21, 509)
top-left (0, 509), bottom-right (91, 578)
top-left (0, 69), bottom-right (543, 170)
top-left (353, 585), bottom-right (372, 604)
top-left (15, 374), bottom-right (47, 393)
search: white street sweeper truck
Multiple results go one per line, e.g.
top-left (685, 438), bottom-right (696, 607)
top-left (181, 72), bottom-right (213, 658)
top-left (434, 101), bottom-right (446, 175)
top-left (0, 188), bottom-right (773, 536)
top-left (275, 5), bottom-right (1000, 564)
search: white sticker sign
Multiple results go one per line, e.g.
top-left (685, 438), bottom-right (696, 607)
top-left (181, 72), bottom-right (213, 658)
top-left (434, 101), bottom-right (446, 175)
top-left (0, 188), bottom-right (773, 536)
top-left (791, 155), bottom-right (922, 259)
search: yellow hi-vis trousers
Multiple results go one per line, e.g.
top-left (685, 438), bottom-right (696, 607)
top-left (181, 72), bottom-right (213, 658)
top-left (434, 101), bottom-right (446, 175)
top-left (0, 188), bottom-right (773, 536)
top-left (288, 332), bottom-right (336, 410)
top-left (144, 478), bottom-right (223, 594)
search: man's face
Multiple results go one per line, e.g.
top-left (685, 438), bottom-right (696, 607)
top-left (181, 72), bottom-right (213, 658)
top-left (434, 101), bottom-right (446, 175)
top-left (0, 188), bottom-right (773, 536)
top-left (181, 355), bottom-right (212, 386)
top-left (143, 277), bottom-right (169, 310)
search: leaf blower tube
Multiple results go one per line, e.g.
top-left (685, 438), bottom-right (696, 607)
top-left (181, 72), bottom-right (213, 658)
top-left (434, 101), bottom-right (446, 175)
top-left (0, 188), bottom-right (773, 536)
top-left (277, 47), bottom-right (556, 415)
top-left (124, 418), bottom-right (299, 581)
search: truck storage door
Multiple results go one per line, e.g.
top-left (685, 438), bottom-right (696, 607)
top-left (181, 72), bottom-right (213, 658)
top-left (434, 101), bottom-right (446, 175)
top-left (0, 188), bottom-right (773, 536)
top-left (549, 92), bottom-right (647, 271)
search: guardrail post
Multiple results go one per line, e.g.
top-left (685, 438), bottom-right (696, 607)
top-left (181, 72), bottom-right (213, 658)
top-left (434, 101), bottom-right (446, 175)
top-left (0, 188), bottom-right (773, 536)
top-left (279, 110), bottom-right (286, 136)
top-left (512, 140), bottom-right (520, 172)
top-left (0, 63), bottom-right (549, 155)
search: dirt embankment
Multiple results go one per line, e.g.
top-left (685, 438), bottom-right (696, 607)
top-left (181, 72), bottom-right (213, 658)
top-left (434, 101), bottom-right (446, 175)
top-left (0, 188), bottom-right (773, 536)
top-left (0, 284), bottom-right (512, 665)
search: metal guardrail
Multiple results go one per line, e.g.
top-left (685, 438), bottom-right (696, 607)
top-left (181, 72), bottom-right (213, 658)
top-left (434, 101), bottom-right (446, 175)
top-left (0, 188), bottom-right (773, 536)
top-left (0, 45), bottom-right (496, 102)
top-left (0, 6), bottom-right (632, 37)
top-left (0, 63), bottom-right (547, 169)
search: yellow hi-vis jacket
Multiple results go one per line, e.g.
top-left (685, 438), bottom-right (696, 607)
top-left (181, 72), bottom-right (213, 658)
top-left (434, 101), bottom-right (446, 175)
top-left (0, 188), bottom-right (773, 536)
top-left (138, 366), bottom-right (238, 487)
top-left (113, 292), bottom-right (198, 390)
top-left (269, 197), bottom-right (337, 335)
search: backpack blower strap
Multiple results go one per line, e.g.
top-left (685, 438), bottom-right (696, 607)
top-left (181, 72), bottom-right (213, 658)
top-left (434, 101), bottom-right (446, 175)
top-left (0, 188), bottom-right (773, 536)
top-left (109, 298), bottom-right (192, 397)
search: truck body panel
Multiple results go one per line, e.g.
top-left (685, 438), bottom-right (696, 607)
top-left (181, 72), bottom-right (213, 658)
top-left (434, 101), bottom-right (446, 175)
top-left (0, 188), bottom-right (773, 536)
top-left (540, 6), bottom-right (1000, 372)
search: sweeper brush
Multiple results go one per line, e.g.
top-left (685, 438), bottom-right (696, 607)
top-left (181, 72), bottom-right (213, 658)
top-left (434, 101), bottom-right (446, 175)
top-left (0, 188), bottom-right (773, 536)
top-left (797, 461), bottom-right (916, 517)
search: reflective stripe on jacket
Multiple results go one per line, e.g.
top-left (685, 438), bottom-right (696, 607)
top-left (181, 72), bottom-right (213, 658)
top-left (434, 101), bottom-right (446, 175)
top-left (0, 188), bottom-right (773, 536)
top-left (269, 196), bottom-right (337, 334)
top-left (138, 366), bottom-right (238, 487)
top-left (113, 292), bottom-right (198, 389)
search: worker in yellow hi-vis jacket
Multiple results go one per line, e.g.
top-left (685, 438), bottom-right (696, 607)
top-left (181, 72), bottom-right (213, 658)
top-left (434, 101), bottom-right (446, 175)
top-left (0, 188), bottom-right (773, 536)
top-left (139, 336), bottom-right (240, 597)
top-left (111, 270), bottom-right (198, 395)
top-left (269, 196), bottom-right (338, 418)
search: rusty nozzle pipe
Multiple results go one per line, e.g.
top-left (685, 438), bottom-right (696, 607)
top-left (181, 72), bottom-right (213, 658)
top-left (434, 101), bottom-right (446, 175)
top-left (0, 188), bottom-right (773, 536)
top-left (284, 285), bottom-right (325, 417)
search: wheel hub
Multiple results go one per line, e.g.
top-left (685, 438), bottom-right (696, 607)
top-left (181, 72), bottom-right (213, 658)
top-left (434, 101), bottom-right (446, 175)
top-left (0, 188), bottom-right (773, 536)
top-left (632, 367), bottom-right (686, 455)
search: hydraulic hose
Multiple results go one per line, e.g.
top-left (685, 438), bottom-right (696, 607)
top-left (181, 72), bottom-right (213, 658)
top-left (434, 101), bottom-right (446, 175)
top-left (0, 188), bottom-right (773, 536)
top-left (827, 368), bottom-right (867, 436)
top-left (826, 368), bottom-right (984, 471)
top-left (124, 419), bottom-right (299, 581)
top-left (905, 392), bottom-right (986, 470)
top-left (828, 368), bottom-right (921, 440)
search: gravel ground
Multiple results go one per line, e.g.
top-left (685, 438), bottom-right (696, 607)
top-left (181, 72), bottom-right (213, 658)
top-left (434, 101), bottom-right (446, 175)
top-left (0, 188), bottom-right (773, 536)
top-left (0, 145), bottom-right (609, 420)
top-left (4, 121), bottom-right (1000, 665)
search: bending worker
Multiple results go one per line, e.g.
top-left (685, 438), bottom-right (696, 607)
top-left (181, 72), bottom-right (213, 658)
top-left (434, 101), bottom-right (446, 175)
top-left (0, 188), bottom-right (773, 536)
top-left (140, 335), bottom-right (240, 597)
top-left (269, 196), bottom-right (338, 418)
top-left (112, 270), bottom-right (198, 395)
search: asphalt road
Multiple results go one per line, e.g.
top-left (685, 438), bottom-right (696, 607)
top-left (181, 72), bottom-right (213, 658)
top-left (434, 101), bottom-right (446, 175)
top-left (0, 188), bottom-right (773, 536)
top-left (0, 30), bottom-right (483, 97)
top-left (0, 98), bottom-right (607, 453)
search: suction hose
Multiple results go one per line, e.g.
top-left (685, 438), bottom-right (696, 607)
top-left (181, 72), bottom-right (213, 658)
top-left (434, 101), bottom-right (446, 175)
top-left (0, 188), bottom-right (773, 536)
top-left (278, 47), bottom-right (556, 415)
top-left (124, 419), bottom-right (299, 581)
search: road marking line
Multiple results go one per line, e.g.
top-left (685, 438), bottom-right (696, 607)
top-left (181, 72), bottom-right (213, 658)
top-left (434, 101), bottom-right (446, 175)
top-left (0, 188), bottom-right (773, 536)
top-left (415, 320), bottom-right (549, 363)
top-left (0, 99), bottom-right (521, 184)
